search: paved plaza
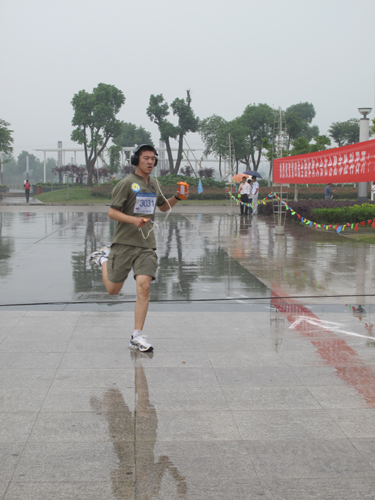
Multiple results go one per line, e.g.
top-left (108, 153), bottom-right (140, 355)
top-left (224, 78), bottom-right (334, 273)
top-left (1, 203), bottom-right (375, 499)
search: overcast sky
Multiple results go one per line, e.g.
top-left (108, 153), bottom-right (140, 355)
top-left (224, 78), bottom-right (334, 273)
top-left (1, 0), bottom-right (375, 164)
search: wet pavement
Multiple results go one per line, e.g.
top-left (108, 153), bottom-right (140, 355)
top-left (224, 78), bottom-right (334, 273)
top-left (1, 205), bottom-right (375, 499)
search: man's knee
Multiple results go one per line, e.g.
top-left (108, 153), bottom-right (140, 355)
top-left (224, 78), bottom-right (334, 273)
top-left (106, 282), bottom-right (124, 295)
top-left (136, 276), bottom-right (151, 298)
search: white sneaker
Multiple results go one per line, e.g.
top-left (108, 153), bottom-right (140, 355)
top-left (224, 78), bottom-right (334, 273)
top-left (129, 334), bottom-right (153, 352)
top-left (89, 247), bottom-right (110, 267)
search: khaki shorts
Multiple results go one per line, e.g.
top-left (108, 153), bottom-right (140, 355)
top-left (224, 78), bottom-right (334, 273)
top-left (107, 244), bottom-right (158, 283)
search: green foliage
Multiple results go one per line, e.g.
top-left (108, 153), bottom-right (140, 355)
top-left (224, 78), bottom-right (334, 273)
top-left (36, 182), bottom-right (66, 188)
top-left (71, 83), bottom-right (125, 187)
top-left (311, 203), bottom-right (375, 224)
top-left (155, 174), bottom-right (226, 188)
top-left (240, 103), bottom-right (275, 170)
top-left (90, 185), bottom-right (113, 198)
top-left (0, 119), bottom-right (14, 155)
top-left (310, 135), bottom-right (331, 152)
top-left (113, 122), bottom-right (154, 148)
top-left (199, 115), bottom-right (228, 158)
top-left (36, 186), bottom-right (110, 204)
top-left (147, 91), bottom-right (199, 175)
top-left (285, 102), bottom-right (319, 148)
top-left (328, 119), bottom-right (361, 147)
top-left (0, 121), bottom-right (14, 184)
top-left (290, 135), bottom-right (331, 156)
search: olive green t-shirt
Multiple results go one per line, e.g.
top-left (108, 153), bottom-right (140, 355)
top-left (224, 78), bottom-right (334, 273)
top-left (110, 173), bottom-right (166, 249)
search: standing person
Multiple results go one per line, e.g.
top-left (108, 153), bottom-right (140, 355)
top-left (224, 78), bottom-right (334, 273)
top-left (89, 144), bottom-right (186, 352)
top-left (238, 176), bottom-right (251, 215)
top-left (24, 179), bottom-right (30, 203)
top-left (251, 176), bottom-right (259, 214)
top-left (371, 182), bottom-right (375, 201)
top-left (247, 178), bottom-right (253, 214)
top-left (325, 183), bottom-right (334, 200)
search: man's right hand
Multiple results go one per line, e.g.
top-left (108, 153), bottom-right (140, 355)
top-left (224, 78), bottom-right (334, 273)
top-left (133, 217), bottom-right (149, 227)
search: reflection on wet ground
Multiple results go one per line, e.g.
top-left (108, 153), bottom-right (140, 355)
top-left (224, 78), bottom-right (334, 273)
top-left (1, 211), bottom-right (375, 309)
top-left (0, 212), bottom-right (270, 307)
top-left (90, 352), bottom-right (187, 499)
top-left (2, 210), bottom-right (375, 499)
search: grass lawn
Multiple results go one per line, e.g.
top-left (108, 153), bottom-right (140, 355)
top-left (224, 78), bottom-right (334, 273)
top-left (35, 187), bottom-right (111, 204)
top-left (345, 234), bottom-right (375, 244)
top-left (35, 186), bottom-right (230, 206)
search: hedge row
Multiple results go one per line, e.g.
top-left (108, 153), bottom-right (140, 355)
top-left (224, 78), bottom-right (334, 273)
top-left (259, 199), bottom-right (375, 222)
top-left (311, 204), bottom-right (375, 224)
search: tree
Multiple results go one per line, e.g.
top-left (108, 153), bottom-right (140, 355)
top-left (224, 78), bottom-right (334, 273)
top-left (111, 122), bottom-right (154, 173)
top-left (147, 91), bottom-right (199, 175)
top-left (199, 115), bottom-right (228, 178)
top-left (328, 118), bottom-right (360, 147)
top-left (290, 135), bottom-right (331, 156)
top-left (0, 119), bottom-right (14, 184)
top-left (17, 151), bottom-right (44, 183)
top-left (309, 135), bottom-right (331, 152)
top-left (225, 117), bottom-right (249, 173)
top-left (113, 122), bottom-right (154, 148)
top-left (240, 103), bottom-right (275, 170)
top-left (71, 83), bottom-right (125, 187)
top-left (198, 167), bottom-right (215, 179)
top-left (285, 102), bottom-right (319, 150)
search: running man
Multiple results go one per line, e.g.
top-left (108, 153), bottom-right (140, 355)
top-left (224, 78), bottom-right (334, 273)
top-left (89, 144), bottom-right (187, 352)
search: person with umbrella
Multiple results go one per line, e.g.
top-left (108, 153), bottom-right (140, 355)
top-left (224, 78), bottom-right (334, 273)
top-left (238, 176), bottom-right (251, 215)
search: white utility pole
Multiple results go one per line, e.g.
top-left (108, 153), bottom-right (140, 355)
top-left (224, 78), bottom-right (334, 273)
top-left (358, 107), bottom-right (372, 202)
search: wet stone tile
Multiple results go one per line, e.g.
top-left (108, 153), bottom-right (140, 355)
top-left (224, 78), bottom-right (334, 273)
top-left (0, 414), bottom-right (37, 442)
top-left (260, 476), bottom-right (375, 500)
top-left (233, 409), bottom-right (345, 441)
top-left (3, 481), bottom-right (135, 500)
top-left (244, 439), bottom-right (375, 479)
top-left (327, 409), bottom-right (375, 438)
top-left (14, 442), bottom-right (135, 482)
top-left (29, 412), bottom-right (135, 443)
top-left (136, 410), bottom-right (241, 442)
top-left (0, 443), bottom-right (24, 482)
top-left (49, 369), bottom-right (135, 390)
top-left (223, 386), bottom-right (322, 411)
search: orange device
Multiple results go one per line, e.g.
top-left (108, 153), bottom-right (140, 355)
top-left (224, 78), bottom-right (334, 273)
top-left (177, 181), bottom-right (189, 200)
top-left (142, 218), bottom-right (149, 223)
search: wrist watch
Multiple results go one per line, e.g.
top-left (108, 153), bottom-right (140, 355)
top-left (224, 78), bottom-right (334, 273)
top-left (174, 194), bottom-right (181, 201)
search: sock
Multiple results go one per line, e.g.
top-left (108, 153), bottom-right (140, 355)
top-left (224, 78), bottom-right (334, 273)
top-left (99, 256), bottom-right (108, 267)
top-left (133, 330), bottom-right (142, 338)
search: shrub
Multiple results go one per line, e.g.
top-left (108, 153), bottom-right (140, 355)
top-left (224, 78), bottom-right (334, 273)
top-left (259, 199), bottom-right (375, 221)
top-left (91, 185), bottom-right (113, 198)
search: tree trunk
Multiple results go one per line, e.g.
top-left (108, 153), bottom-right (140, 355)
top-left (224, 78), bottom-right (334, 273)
top-left (219, 155), bottom-right (222, 180)
top-left (173, 133), bottom-right (184, 175)
top-left (165, 137), bottom-right (174, 174)
top-left (86, 158), bottom-right (96, 187)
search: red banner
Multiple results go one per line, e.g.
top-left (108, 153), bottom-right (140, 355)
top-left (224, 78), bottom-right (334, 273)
top-left (273, 139), bottom-right (375, 184)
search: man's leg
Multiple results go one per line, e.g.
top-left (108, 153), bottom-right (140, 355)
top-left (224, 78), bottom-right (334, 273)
top-left (240, 195), bottom-right (245, 214)
top-left (129, 274), bottom-right (153, 352)
top-left (101, 261), bottom-right (124, 295)
top-left (253, 197), bottom-right (258, 214)
top-left (134, 275), bottom-right (152, 331)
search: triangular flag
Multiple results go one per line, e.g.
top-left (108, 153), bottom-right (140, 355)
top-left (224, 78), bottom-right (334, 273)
top-left (198, 180), bottom-right (204, 194)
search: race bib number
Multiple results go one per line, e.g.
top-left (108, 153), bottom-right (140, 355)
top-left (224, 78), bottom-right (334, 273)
top-left (133, 192), bottom-right (157, 215)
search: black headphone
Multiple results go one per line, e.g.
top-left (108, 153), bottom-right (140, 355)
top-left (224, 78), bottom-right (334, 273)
top-left (130, 144), bottom-right (158, 166)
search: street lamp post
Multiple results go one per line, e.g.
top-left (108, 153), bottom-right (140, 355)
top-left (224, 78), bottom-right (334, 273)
top-left (358, 107), bottom-right (372, 203)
